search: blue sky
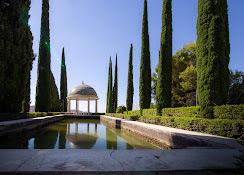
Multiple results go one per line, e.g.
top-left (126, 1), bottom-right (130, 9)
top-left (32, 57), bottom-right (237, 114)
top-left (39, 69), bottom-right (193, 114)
top-left (29, 0), bottom-right (244, 112)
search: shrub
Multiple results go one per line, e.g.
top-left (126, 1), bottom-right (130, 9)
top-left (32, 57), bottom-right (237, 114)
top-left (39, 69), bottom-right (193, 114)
top-left (129, 115), bottom-right (140, 121)
top-left (128, 110), bottom-right (141, 116)
top-left (214, 105), bottom-right (244, 120)
top-left (129, 105), bottom-right (244, 120)
top-left (162, 106), bottom-right (200, 118)
top-left (143, 109), bottom-right (157, 116)
top-left (116, 106), bottom-right (127, 114)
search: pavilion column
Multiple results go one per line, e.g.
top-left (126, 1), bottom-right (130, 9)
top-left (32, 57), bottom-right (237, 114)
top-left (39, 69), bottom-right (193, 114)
top-left (76, 99), bottom-right (79, 113)
top-left (95, 99), bottom-right (98, 113)
top-left (88, 99), bottom-right (90, 113)
top-left (67, 99), bottom-right (70, 112)
top-left (67, 123), bottom-right (70, 135)
top-left (75, 123), bottom-right (78, 134)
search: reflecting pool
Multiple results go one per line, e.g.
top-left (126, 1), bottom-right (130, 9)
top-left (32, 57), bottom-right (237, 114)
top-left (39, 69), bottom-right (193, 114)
top-left (0, 119), bottom-right (158, 149)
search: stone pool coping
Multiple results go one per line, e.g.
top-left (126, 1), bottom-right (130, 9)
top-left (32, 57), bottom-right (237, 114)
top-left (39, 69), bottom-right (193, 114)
top-left (101, 115), bottom-right (244, 150)
top-left (0, 115), bottom-right (65, 136)
top-left (0, 149), bottom-right (243, 174)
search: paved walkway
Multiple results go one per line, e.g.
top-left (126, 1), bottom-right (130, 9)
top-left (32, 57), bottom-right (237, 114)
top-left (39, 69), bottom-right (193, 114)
top-left (0, 149), bottom-right (243, 174)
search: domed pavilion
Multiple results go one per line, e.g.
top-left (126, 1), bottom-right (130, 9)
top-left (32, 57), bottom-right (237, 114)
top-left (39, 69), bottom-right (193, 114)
top-left (67, 82), bottom-right (99, 113)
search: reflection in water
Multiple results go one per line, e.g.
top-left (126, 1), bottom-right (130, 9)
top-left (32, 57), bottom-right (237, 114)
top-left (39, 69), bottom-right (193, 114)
top-left (34, 127), bottom-right (58, 149)
top-left (106, 128), bottom-right (117, 149)
top-left (66, 122), bottom-right (98, 149)
top-left (58, 123), bottom-right (67, 149)
top-left (0, 119), bottom-right (157, 149)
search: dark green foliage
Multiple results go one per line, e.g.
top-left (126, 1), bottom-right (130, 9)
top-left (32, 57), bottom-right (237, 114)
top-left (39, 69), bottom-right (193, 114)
top-left (60, 48), bottom-right (68, 112)
top-left (228, 70), bottom-right (244, 105)
top-left (156, 0), bottom-right (172, 115)
top-left (140, 0), bottom-right (151, 110)
top-left (197, 0), bottom-right (230, 118)
top-left (35, 0), bottom-right (51, 112)
top-left (152, 43), bottom-right (197, 107)
top-left (151, 52), bottom-right (159, 104)
top-left (214, 105), bottom-right (244, 120)
top-left (50, 72), bottom-right (60, 112)
top-left (128, 105), bottom-right (244, 120)
top-left (112, 55), bottom-right (118, 113)
top-left (126, 44), bottom-right (134, 111)
top-left (106, 58), bottom-right (113, 113)
top-left (162, 106), bottom-right (199, 118)
top-left (116, 106), bottom-right (127, 114)
top-left (106, 113), bottom-right (244, 140)
top-left (0, 0), bottom-right (34, 113)
top-left (22, 76), bottom-right (31, 112)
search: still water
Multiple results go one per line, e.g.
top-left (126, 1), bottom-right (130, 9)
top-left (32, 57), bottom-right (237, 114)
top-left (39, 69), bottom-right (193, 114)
top-left (0, 119), bottom-right (158, 149)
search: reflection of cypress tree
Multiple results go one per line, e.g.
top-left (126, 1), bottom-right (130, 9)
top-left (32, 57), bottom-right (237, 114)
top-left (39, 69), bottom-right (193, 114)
top-left (126, 143), bottom-right (133, 150)
top-left (106, 128), bottom-right (117, 149)
top-left (34, 128), bottom-right (58, 149)
top-left (58, 123), bottom-right (67, 149)
top-left (0, 133), bottom-right (28, 149)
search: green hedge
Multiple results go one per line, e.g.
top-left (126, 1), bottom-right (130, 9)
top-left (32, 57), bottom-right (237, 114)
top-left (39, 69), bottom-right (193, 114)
top-left (127, 105), bottom-right (243, 120)
top-left (106, 113), bottom-right (244, 140)
top-left (162, 106), bottom-right (199, 118)
top-left (0, 112), bottom-right (66, 122)
top-left (128, 107), bottom-right (199, 117)
top-left (214, 105), bottom-right (244, 120)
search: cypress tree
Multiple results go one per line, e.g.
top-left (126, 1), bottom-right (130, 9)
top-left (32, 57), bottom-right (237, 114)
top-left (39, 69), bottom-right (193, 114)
top-left (106, 58), bottom-right (113, 113)
top-left (35, 0), bottom-right (51, 112)
top-left (139, 0), bottom-right (151, 110)
top-left (126, 44), bottom-right (134, 111)
top-left (156, 0), bottom-right (172, 115)
top-left (113, 54), bottom-right (118, 113)
top-left (0, 0), bottom-right (34, 113)
top-left (21, 0), bottom-right (34, 113)
top-left (22, 75), bottom-right (31, 112)
top-left (197, 0), bottom-right (230, 118)
top-left (50, 71), bottom-right (60, 112)
top-left (60, 48), bottom-right (67, 112)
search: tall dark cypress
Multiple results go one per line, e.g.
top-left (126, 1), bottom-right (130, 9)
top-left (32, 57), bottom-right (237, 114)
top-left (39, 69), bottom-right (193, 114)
top-left (35, 0), bottom-right (51, 112)
top-left (197, 0), bottom-right (230, 118)
top-left (139, 0), bottom-right (151, 110)
top-left (106, 58), bottom-right (113, 113)
top-left (113, 54), bottom-right (118, 113)
top-left (50, 71), bottom-right (60, 112)
top-left (60, 48), bottom-right (67, 112)
top-left (156, 0), bottom-right (172, 115)
top-left (21, 0), bottom-right (34, 113)
top-left (0, 0), bottom-right (34, 113)
top-left (126, 44), bottom-right (134, 111)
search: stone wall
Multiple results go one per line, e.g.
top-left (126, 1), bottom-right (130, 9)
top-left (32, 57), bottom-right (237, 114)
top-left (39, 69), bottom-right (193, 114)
top-left (100, 115), bottom-right (243, 149)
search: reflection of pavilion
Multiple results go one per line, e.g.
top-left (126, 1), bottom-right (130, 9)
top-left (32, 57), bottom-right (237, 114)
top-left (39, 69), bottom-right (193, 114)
top-left (67, 82), bottom-right (99, 113)
top-left (66, 122), bottom-right (98, 149)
